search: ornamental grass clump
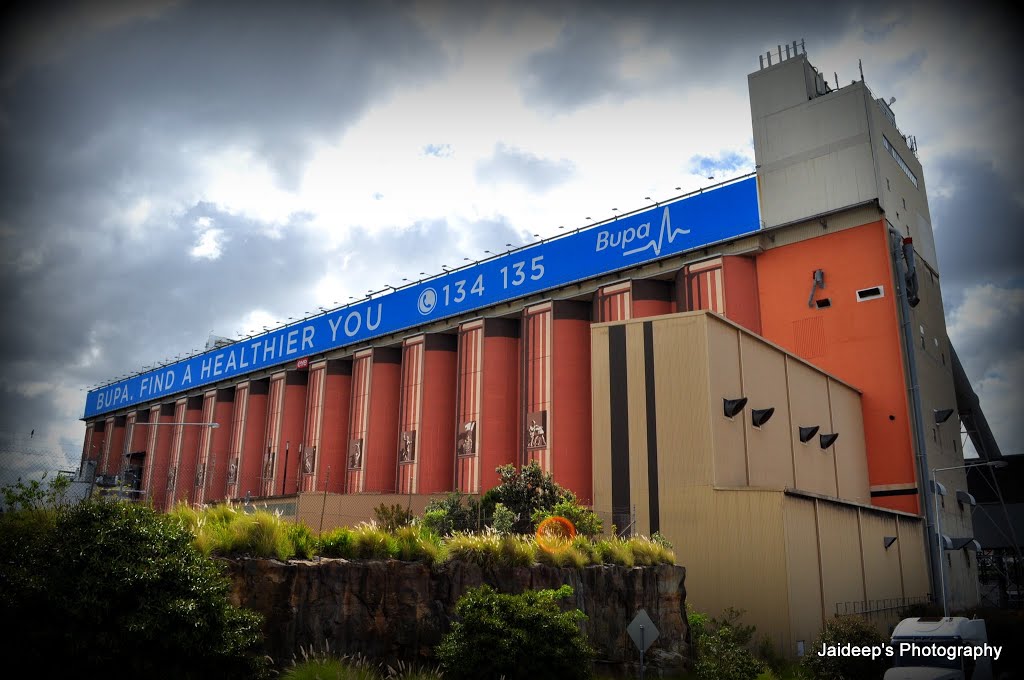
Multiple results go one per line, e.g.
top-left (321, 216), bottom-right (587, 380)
top-left (627, 535), bottom-right (676, 565)
top-left (351, 522), bottom-right (399, 559)
top-left (392, 524), bottom-right (444, 565)
top-left (594, 537), bottom-right (635, 567)
top-left (318, 526), bottom-right (356, 558)
top-left (445, 530), bottom-right (535, 568)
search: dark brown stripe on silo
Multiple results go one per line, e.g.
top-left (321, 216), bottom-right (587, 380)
top-left (609, 325), bottom-right (630, 532)
top-left (643, 321), bottom-right (660, 534)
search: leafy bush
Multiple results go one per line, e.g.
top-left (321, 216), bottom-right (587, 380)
top-left (0, 472), bottom-right (72, 512)
top-left (422, 492), bottom-right (482, 535)
top-left (486, 461), bottom-right (572, 534)
top-left (801, 616), bottom-right (888, 680)
top-left (492, 502), bottom-right (516, 535)
top-left (437, 584), bottom-right (594, 680)
top-left (373, 502), bottom-right (415, 532)
top-left (688, 606), bottom-right (766, 680)
top-left (532, 498), bottom-right (603, 537)
top-left (0, 500), bottom-right (266, 678)
top-left (651, 530), bottom-right (674, 550)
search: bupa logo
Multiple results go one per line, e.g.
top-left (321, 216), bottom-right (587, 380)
top-left (594, 206), bottom-right (691, 258)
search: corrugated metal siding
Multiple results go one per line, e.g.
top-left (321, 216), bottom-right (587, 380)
top-left (897, 516), bottom-right (929, 600)
top-left (783, 496), bottom-right (823, 653)
top-left (859, 510), bottom-right (904, 601)
top-left (816, 500), bottom-right (866, 610)
top-left (652, 315), bottom-right (713, 489)
top-left (680, 488), bottom-right (791, 652)
top-left (828, 378), bottom-right (870, 504)
top-left (787, 359), bottom-right (838, 496)
top-left (740, 333), bottom-right (794, 488)
top-left (707, 317), bottom-right (747, 486)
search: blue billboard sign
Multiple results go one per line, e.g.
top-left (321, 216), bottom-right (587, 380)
top-left (85, 177), bottom-right (759, 418)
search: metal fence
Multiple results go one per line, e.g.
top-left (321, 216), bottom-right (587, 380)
top-left (0, 433), bottom-right (90, 510)
top-left (834, 596), bottom-right (929, 632)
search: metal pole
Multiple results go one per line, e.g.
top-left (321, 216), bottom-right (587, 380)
top-left (639, 625), bottom-right (645, 680)
top-left (889, 228), bottom-right (941, 607)
top-left (281, 441), bottom-right (290, 495)
top-left (933, 467), bottom-right (947, 616)
top-left (318, 466), bottom-right (330, 537)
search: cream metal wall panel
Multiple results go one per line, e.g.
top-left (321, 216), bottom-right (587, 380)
top-left (783, 496), bottom-right (824, 654)
top-left (897, 516), bottom-right (929, 600)
top-left (740, 333), bottom-right (794, 489)
top-left (816, 500), bottom-right (867, 613)
top-left (652, 316), bottom-right (713, 488)
top-left (626, 323), bottom-right (651, 535)
top-left (787, 358), bottom-right (838, 496)
top-left (827, 379), bottom-right (870, 504)
top-left (674, 487), bottom-right (791, 653)
top-left (859, 510), bottom-right (904, 602)
top-left (591, 328), bottom-right (613, 515)
top-left (706, 317), bottom-right (747, 487)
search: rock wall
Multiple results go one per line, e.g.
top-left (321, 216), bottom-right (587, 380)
top-left (223, 558), bottom-right (688, 673)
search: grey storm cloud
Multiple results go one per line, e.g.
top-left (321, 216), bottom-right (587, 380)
top-left (476, 143), bottom-right (575, 192)
top-left (930, 155), bottom-right (1024, 294)
top-left (519, 0), bottom-right (900, 114)
top-left (0, 0), bottom-right (447, 198)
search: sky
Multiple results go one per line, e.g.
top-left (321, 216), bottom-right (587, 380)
top-left (0, 0), bottom-right (1021, 481)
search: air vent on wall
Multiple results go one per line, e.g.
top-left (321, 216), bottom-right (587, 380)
top-left (856, 286), bottom-right (885, 302)
top-left (814, 298), bottom-right (832, 309)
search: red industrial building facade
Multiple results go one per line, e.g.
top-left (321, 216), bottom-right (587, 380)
top-left (82, 48), bottom-right (1000, 621)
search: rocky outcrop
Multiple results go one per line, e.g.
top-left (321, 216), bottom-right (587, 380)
top-left (223, 558), bottom-right (688, 673)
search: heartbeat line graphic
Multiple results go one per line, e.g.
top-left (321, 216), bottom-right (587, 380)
top-left (622, 206), bottom-right (690, 257)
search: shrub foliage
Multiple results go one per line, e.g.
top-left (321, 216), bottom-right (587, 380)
top-left (688, 606), bottom-right (766, 680)
top-left (0, 499), bottom-right (266, 679)
top-left (436, 584), bottom-right (594, 680)
top-left (801, 615), bottom-right (888, 680)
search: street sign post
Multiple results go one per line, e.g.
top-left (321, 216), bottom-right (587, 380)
top-left (627, 609), bottom-right (660, 679)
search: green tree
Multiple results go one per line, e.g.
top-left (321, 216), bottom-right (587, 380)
top-left (437, 584), bottom-right (594, 680)
top-left (484, 461), bottom-right (573, 534)
top-left (0, 499), bottom-right (267, 679)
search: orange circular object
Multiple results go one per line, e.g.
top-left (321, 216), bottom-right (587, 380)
top-left (536, 516), bottom-right (577, 553)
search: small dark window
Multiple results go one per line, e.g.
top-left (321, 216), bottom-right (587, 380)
top-left (942, 352), bottom-right (946, 366)
top-left (933, 428), bottom-right (938, 442)
top-left (902, 197), bottom-right (907, 209)
top-left (815, 298), bottom-right (832, 309)
top-left (857, 286), bottom-right (884, 301)
top-left (886, 178), bottom-right (891, 191)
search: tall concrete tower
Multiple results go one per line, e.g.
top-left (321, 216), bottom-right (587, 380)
top-left (748, 41), bottom-right (991, 612)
